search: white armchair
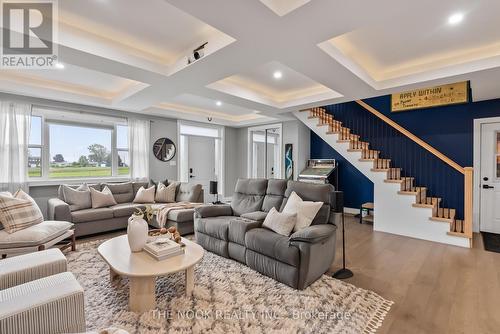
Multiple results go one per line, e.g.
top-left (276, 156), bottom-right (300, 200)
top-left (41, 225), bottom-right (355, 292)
top-left (0, 249), bottom-right (86, 334)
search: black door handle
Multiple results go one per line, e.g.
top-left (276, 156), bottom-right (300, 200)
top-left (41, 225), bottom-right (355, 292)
top-left (483, 185), bottom-right (494, 189)
top-left (189, 175), bottom-right (195, 178)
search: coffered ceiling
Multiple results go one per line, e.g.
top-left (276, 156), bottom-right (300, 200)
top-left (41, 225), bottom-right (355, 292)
top-left (1, 0), bottom-right (500, 126)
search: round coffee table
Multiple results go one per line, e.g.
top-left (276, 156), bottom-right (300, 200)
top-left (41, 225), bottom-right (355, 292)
top-left (97, 235), bottom-right (204, 313)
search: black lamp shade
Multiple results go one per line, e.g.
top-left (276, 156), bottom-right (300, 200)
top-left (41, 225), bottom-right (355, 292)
top-left (209, 181), bottom-right (218, 195)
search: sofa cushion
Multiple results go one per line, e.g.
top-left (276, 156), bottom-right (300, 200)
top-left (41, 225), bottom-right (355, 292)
top-left (0, 220), bottom-right (73, 249)
top-left (262, 179), bottom-right (287, 212)
top-left (244, 228), bottom-right (300, 267)
top-left (61, 184), bottom-right (92, 211)
top-left (195, 216), bottom-right (233, 241)
top-left (102, 182), bottom-right (134, 204)
top-left (111, 203), bottom-right (146, 218)
top-left (167, 208), bottom-right (195, 223)
top-left (176, 183), bottom-right (202, 202)
top-left (228, 217), bottom-right (262, 245)
top-left (230, 179), bottom-right (268, 216)
top-left (240, 211), bottom-right (268, 222)
top-left (71, 208), bottom-right (114, 223)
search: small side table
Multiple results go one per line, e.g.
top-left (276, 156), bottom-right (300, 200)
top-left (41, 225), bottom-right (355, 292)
top-left (360, 202), bottom-right (374, 224)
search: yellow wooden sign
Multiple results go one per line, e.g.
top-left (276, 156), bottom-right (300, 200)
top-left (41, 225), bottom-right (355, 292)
top-left (391, 81), bottom-right (469, 112)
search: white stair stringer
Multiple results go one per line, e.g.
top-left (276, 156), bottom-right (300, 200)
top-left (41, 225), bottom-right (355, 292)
top-left (295, 111), bottom-right (469, 248)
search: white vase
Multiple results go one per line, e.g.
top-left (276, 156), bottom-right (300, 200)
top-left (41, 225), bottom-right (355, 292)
top-left (127, 215), bottom-right (148, 252)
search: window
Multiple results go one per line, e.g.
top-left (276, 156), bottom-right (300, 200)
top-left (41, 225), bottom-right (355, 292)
top-left (28, 108), bottom-right (129, 180)
top-left (28, 116), bottom-right (42, 177)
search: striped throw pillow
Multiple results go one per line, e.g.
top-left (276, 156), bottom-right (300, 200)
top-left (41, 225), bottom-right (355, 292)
top-left (0, 189), bottom-right (44, 234)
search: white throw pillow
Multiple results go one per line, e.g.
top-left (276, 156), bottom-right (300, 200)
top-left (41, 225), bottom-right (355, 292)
top-left (155, 182), bottom-right (177, 203)
top-left (283, 191), bottom-right (324, 232)
top-left (262, 207), bottom-right (297, 236)
top-left (90, 186), bottom-right (117, 209)
top-left (133, 186), bottom-right (156, 204)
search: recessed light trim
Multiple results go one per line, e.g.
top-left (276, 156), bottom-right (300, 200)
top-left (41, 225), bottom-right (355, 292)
top-left (273, 71), bottom-right (283, 79)
top-left (215, 101), bottom-right (222, 106)
top-left (448, 12), bottom-right (464, 25)
top-left (54, 62), bottom-right (65, 69)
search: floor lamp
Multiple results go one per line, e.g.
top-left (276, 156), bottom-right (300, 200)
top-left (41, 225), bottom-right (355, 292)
top-left (332, 191), bottom-right (353, 279)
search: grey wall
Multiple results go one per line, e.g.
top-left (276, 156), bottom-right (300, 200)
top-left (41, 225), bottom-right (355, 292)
top-left (150, 119), bottom-right (178, 182)
top-left (223, 119), bottom-right (310, 197)
top-left (224, 127), bottom-right (247, 197)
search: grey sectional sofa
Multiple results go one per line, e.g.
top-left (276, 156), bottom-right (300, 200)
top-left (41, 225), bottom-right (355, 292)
top-left (194, 178), bottom-right (341, 289)
top-left (48, 181), bottom-right (203, 237)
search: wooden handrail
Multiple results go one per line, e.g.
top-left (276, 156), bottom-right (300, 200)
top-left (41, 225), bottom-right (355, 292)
top-left (356, 100), bottom-right (465, 174)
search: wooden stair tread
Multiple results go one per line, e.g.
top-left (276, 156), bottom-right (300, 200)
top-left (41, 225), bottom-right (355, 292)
top-left (385, 177), bottom-right (414, 183)
top-left (413, 197), bottom-right (441, 208)
top-left (398, 187), bottom-right (426, 195)
top-left (430, 216), bottom-right (454, 223)
top-left (372, 168), bottom-right (389, 172)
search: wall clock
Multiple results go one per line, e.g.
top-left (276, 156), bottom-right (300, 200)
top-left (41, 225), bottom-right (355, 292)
top-left (153, 138), bottom-right (176, 162)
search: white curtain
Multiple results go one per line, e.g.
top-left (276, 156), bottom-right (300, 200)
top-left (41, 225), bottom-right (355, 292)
top-left (128, 118), bottom-right (150, 181)
top-left (0, 101), bottom-right (32, 193)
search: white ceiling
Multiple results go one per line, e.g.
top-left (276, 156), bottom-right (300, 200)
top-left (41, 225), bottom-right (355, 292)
top-left (1, 0), bottom-right (500, 127)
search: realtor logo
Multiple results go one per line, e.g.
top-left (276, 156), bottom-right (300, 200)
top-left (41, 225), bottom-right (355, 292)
top-left (1, 0), bottom-right (58, 68)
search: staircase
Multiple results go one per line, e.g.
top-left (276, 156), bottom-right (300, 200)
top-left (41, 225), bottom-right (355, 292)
top-left (295, 102), bottom-right (473, 248)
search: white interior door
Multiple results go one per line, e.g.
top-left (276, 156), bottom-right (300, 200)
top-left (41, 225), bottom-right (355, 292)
top-left (188, 136), bottom-right (216, 201)
top-left (479, 122), bottom-right (500, 233)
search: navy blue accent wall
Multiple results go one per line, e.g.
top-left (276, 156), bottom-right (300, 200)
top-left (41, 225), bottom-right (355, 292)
top-left (311, 94), bottom-right (500, 210)
top-left (363, 95), bottom-right (500, 166)
top-left (310, 131), bottom-right (374, 209)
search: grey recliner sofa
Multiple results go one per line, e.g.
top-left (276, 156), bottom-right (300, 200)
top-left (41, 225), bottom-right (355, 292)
top-left (48, 181), bottom-right (203, 237)
top-left (194, 178), bottom-right (341, 290)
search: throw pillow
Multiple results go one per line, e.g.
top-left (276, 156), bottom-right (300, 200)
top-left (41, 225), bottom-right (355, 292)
top-left (283, 191), bottom-right (324, 232)
top-left (262, 207), bottom-right (297, 236)
top-left (133, 186), bottom-right (156, 204)
top-left (90, 186), bottom-right (117, 209)
top-left (155, 182), bottom-right (177, 203)
top-left (62, 184), bottom-right (92, 211)
top-left (0, 189), bottom-right (44, 234)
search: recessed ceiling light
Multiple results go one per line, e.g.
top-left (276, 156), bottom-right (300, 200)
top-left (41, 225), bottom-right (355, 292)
top-left (215, 101), bottom-right (222, 106)
top-left (54, 62), bottom-right (65, 69)
top-left (448, 13), bottom-right (464, 25)
top-left (273, 71), bottom-right (283, 79)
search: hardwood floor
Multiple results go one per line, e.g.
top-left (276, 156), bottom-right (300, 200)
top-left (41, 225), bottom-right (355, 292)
top-left (76, 217), bottom-right (500, 334)
top-left (331, 215), bottom-right (500, 334)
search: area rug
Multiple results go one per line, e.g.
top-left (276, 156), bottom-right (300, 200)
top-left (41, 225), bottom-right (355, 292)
top-left (66, 239), bottom-right (393, 333)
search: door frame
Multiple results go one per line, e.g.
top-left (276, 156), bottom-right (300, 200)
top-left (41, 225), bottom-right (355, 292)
top-left (473, 116), bottom-right (500, 233)
top-left (177, 120), bottom-right (225, 197)
top-left (247, 123), bottom-right (283, 179)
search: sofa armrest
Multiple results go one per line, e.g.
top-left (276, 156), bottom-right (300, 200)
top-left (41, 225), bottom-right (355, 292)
top-left (194, 204), bottom-right (232, 218)
top-left (289, 224), bottom-right (338, 289)
top-left (289, 224), bottom-right (337, 244)
top-left (240, 211), bottom-right (268, 223)
top-left (47, 198), bottom-right (72, 222)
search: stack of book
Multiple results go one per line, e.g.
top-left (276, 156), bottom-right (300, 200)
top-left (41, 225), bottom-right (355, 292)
top-left (144, 238), bottom-right (184, 261)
